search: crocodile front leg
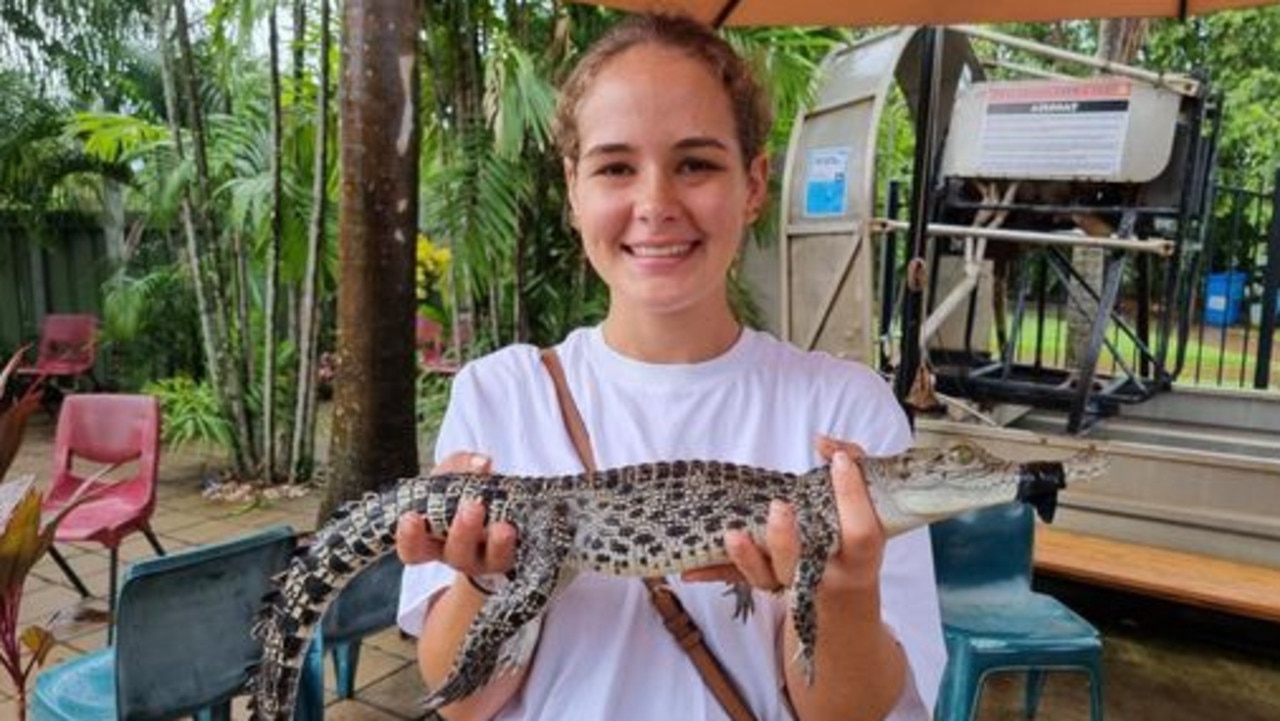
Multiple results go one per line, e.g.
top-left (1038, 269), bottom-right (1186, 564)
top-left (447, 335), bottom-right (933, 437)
top-left (424, 503), bottom-right (573, 710)
top-left (790, 495), bottom-right (837, 683)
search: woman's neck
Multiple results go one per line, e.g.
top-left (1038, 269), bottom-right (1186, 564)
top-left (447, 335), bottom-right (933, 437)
top-left (601, 303), bottom-right (742, 364)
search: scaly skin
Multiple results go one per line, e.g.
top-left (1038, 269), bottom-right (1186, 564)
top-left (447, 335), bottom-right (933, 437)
top-left (247, 441), bottom-right (1105, 720)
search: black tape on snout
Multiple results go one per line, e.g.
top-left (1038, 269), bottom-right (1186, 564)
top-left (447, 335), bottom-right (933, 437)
top-left (1015, 462), bottom-right (1067, 523)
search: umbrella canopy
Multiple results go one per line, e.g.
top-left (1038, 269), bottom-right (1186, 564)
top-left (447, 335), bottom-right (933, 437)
top-left (581, 0), bottom-right (1276, 26)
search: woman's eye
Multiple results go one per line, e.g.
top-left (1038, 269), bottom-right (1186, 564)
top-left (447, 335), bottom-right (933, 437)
top-left (677, 157), bottom-right (722, 174)
top-left (594, 162), bottom-right (633, 177)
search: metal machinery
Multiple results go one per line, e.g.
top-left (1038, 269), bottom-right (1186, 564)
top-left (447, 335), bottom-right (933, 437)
top-left (920, 29), bottom-right (1218, 433)
top-left (750, 26), bottom-right (1220, 433)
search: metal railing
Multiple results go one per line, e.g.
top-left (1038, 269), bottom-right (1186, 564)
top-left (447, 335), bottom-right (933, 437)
top-left (877, 169), bottom-right (1280, 414)
top-left (979, 175), bottom-right (1279, 393)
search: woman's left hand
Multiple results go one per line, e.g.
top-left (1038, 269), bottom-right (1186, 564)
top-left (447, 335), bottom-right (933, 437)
top-left (683, 434), bottom-right (886, 598)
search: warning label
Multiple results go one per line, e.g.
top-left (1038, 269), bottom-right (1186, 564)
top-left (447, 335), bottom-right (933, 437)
top-left (978, 79), bottom-right (1132, 178)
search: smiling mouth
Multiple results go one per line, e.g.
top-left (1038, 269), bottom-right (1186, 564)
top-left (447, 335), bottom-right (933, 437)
top-left (625, 242), bottom-right (698, 258)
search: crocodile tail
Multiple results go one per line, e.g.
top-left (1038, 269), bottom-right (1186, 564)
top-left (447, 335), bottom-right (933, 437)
top-left (247, 485), bottom-right (412, 720)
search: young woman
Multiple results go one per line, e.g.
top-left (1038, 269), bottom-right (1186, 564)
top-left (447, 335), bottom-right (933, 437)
top-left (395, 13), bottom-right (944, 721)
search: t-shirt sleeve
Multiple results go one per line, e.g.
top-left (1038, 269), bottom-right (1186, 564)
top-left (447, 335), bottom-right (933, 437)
top-left (396, 365), bottom-right (483, 636)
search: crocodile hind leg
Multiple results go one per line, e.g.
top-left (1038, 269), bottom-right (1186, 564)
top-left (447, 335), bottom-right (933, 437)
top-left (424, 504), bottom-right (572, 710)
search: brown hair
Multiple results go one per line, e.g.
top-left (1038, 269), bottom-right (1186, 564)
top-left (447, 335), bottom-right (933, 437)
top-left (554, 13), bottom-right (773, 166)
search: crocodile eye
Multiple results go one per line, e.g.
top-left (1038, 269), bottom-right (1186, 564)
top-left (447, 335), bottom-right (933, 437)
top-left (950, 445), bottom-right (974, 464)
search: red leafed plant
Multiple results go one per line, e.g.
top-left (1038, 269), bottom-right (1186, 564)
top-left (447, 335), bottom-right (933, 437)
top-left (0, 347), bottom-right (62, 721)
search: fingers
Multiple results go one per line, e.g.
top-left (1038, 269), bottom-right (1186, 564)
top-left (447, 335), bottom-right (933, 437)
top-left (395, 511), bottom-right (444, 564)
top-left (432, 451), bottom-right (491, 476)
top-left (830, 450), bottom-right (881, 538)
top-left (484, 519), bottom-right (518, 573)
top-left (400, 451), bottom-right (516, 575)
top-left (724, 530), bottom-right (779, 590)
top-left (814, 433), bottom-right (880, 537)
top-left (815, 434), bottom-right (865, 463)
top-left (764, 501), bottom-right (800, 586)
top-left (828, 448), bottom-right (886, 592)
top-left (720, 499), bottom-right (801, 592)
top-left (441, 499), bottom-right (489, 571)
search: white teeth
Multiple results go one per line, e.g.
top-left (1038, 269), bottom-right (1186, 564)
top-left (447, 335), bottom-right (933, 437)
top-left (630, 244), bottom-right (692, 258)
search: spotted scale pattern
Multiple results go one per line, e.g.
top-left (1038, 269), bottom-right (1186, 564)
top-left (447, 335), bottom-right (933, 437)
top-left (247, 441), bottom-right (1104, 720)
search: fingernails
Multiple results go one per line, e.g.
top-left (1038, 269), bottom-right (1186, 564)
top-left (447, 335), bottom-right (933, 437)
top-left (769, 499), bottom-right (792, 522)
top-left (830, 452), bottom-right (851, 493)
top-left (461, 498), bottom-right (484, 520)
top-left (833, 451), bottom-right (851, 471)
top-left (724, 529), bottom-right (747, 553)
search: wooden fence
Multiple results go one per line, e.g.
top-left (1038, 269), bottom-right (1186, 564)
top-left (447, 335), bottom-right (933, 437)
top-left (0, 212), bottom-right (109, 356)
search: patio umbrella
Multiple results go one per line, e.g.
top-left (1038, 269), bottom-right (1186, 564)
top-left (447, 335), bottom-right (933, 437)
top-left (581, 0), bottom-right (1278, 26)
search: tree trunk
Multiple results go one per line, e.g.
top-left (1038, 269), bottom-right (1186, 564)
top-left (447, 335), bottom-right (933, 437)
top-left (263, 2), bottom-right (284, 481)
top-left (291, 0), bottom-right (307, 95)
top-left (291, 0), bottom-right (331, 485)
top-left (231, 230), bottom-right (254, 391)
top-left (101, 179), bottom-right (126, 266)
top-left (322, 0), bottom-right (421, 520)
top-left (153, 0), bottom-right (248, 476)
top-left (1098, 18), bottom-right (1150, 64)
top-left (172, 0), bottom-right (258, 474)
top-left (278, 0), bottom-right (309, 479)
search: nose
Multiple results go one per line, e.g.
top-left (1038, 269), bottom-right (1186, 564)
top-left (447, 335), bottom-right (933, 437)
top-left (634, 170), bottom-right (679, 226)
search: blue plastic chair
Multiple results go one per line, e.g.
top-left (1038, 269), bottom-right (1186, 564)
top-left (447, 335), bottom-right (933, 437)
top-left (930, 502), bottom-right (1104, 721)
top-left (298, 552), bottom-right (405, 715)
top-left (32, 525), bottom-right (298, 721)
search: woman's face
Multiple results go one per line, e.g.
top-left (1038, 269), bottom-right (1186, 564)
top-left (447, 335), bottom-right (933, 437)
top-left (565, 43), bottom-right (768, 323)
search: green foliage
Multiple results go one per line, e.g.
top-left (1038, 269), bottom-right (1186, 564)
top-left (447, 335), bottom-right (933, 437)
top-left (0, 350), bottom-right (56, 721)
top-left (101, 258), bottom-right (204, 389)
top-left (0, 0), bottom-right (151, 103)
top-left (486, 35), bottom-right (558, 158)
top-left (415, 371), bottom-right (453, 451)
top-left (0, 476), bottom-right (58, 721)
top-left (0, 72), bottom-right (131, 213)
top-left (144, 376), bottom-right (234, 450)
top-left (1144, 8), bottom-right (1280, 187)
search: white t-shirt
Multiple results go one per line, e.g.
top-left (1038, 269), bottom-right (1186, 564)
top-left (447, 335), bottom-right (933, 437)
top-left (398, 326), bottom-right (944, 721)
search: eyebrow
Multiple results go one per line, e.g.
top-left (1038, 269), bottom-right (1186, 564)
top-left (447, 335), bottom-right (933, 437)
top-left (581, 136), bottom-right (731, 159)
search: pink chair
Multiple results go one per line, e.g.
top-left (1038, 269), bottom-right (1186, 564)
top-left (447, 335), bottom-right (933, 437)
top-left (16, 313), bottom-right (99, 386)
top-left (41, 394), bottom-right (165, 638)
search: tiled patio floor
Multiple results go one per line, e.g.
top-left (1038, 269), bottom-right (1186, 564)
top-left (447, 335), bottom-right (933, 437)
top-left (2, 415), bottom-right (430, 720)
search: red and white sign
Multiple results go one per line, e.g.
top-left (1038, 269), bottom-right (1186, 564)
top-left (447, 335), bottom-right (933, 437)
top-left (978, 78), bottom-right (1133, 178)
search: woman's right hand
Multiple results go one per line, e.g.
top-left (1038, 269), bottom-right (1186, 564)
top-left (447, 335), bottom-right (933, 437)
top-left (395, 451), bottom-right (519, 578)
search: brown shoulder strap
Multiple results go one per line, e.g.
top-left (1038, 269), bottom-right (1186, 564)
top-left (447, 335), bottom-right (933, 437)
top-left (538, 348), bottom-right (757, 721)
top-left (539, 348), bottom-right (597, 474)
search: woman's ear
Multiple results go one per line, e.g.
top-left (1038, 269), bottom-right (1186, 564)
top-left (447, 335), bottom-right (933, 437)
top-left (744, 153), bottom-right (770, 223)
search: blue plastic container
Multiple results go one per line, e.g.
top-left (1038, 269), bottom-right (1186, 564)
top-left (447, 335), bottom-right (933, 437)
top-left (1204, 271), bottom-right (1248, 327)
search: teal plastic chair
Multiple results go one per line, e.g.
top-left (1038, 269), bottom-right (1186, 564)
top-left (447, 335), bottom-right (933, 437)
top-left (32, 525), bottom-right (300, 721)
top-left (930, 503), bottom-right (1104, 721)
top-left (298, 552), bottom-right (405, 713)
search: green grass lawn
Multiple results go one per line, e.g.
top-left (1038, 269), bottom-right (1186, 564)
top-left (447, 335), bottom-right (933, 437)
top-left (987, 314), bottom-right (1280, 390)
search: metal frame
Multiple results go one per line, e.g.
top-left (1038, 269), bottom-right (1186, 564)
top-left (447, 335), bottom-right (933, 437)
top-left (887, 28), bottom-right (1222, 433)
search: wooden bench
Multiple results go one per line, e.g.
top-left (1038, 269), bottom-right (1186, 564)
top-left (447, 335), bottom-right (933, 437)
top-left (1033, 527), bottom-right (1280, 625)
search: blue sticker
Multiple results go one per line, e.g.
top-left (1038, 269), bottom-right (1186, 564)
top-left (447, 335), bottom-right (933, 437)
top-left (804, 148), bottom-right (850, 218)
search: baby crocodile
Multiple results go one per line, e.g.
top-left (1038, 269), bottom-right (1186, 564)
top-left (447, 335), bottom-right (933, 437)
top-left (248, 441), bottom-right (1105, 720)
